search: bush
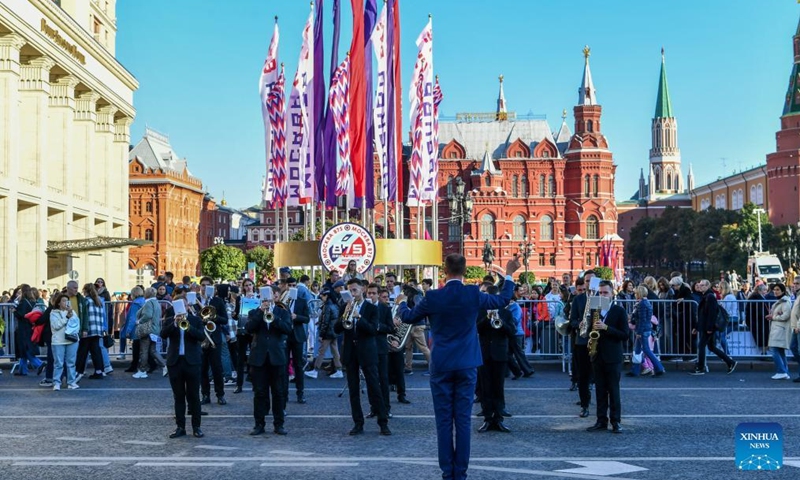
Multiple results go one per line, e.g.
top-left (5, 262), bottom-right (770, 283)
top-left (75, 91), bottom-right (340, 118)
top-left (593, 266), bottom-right (614, 281)
top-left (518, 272), bottom-right (536, 284)
top-left (465, 266), bottom-right (488, 280)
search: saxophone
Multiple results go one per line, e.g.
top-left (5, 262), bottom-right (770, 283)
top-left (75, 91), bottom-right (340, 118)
top-left (578, 290), bottom-right (595, 338)
top-left (587, 308), bottom-right (601, 360)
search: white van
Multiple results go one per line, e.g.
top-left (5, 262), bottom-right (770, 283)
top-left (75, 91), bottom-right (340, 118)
top-left (747, 253), bottom-right (785, 286)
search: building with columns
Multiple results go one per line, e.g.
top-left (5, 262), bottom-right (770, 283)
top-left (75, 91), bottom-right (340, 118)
top-left (0, 0), bottom-right (137, 291)
top-left (392, 48), bottom-right (624, 280)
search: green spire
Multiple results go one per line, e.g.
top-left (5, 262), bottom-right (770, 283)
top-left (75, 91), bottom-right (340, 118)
top-left (654, 48), bottom-right (673, 118)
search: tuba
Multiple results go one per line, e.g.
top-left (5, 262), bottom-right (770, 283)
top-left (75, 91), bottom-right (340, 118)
top-left (388, 303), bottom-right (413, 352)
top-left (200, 306), bottom-right (217, 349)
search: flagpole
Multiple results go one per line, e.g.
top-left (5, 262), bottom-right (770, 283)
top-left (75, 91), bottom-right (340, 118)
top-left (283, 204), bottom-right (289, 242)
top-left (275, 208), bottom-right (280, 243)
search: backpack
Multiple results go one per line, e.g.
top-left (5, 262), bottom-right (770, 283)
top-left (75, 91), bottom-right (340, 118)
top-left (715, 307), bottom-right (730, 332)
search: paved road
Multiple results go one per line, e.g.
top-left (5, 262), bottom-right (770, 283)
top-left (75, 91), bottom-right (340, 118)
top-left (1, 359), bottom-right (799, 479)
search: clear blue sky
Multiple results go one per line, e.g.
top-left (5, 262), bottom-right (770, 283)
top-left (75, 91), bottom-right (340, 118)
top-left (116, 0), bottom-right (799, 209)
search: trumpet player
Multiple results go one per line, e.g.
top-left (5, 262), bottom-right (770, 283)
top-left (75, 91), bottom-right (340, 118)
top-left (246, 285), bottom-right (292, 436)
top-left (586, 280), bottom-right (628, 434)
top-left (476, 286), bottom-right (516, 433)
top-left (334, 278), bottom-right (390, 436)
top-left (280, 278), bottom-right (310, 404)
top-left (366, 283), bottom-right (396, 418)
top-left (200, 283), bottom-right (228, 407)
top-left (160, 299), bottom-right (205, 439)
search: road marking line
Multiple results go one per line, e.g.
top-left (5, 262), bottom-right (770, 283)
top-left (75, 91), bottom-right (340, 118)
top-left (0, 456), bottom-right (770, 462)
top-left (395, 460), bottom-right (627, 479)
top-left (122, 441), bottom-right (166, 446)
top-left (4, 414), bottom-right (800, 420)
top-left (12, 462), bottom-right (111, 466)
top-left (555, 461), bottom-right (648, 476)
top-left (269, 450), bottom-right (316, 456)
top-left (194, 445), bottom-right (239, 451)
top-left (55, 437), bottom-right (95, 442)
top-left (2, 386), bottom-right (798, 392)
top-left (135, 462), bottom-right (234, 467)
top-left (260, 462), bottom-right (359, 467)
top-left (0, 434), bottom-right (29, 438)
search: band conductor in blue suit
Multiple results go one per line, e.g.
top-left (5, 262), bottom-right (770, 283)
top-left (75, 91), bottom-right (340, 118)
top-left (396, 253), bottom-right (520, 480)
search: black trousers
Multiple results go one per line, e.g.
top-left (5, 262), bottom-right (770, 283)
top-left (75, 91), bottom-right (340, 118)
top-left (346, 353), bottom-right (387, 426)
top-left (235, 335), bottom-right (250, 389)
top-left (168, 357), bottom-right (201, 430)
top-left (574, 344), bottom-right (592, 409)
top-left (285, 338), bottom-right (305, 399)
top-left (387, 351), bottom-right (406, 398)
top-left (251, 361), bottom-right (286, 428)
top-left (377, 353), bottom-right (390, 413)
top-left (76, 336), bottom-right (104, 374)
top-left (507, 335), bottom-right (533, 377)
top-left (479, 359), bottom-right (506, 423)
top-left (697, 331), bottom-right (734, 368)
top-left (592, 359), bottom-right (622, 424)
top-left (201, 346), bottom-right (224, 398)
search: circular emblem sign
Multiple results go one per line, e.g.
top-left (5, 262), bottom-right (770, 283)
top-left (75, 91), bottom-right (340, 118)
top-left (319, 223), bottom-right (376, 274)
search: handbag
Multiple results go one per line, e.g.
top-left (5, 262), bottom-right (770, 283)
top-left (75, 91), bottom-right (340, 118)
top-left (135, 321), bottom-right (150, 340)
top-left (102, 333), bottom-right (115, 349)
top-left (64, 314), bottom-right (80, 343)
top-left (631, 338), bottom-right (643, 364)
top-left (65, 332), bottom-right (79, 343)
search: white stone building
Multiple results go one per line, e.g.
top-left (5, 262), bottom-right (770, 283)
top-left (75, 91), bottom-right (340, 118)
top-left (0, 0), bottom-right (137, 292)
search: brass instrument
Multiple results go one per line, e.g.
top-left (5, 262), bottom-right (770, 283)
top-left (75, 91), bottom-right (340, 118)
top-left (264, 311), bottom-right (274, 324)
top-left (587, 308), bottom-right (601, 360)
top-left (578, 287), bottom-right (598, 338)
top-left (200, 306), bottom-right (217, 349)
top-left (388, 303), bottom-right (413, 352)
top-left (178, 317), bottom-right (190, 331)
top-left (342, 301), bottom-right (360, 330)
top-left (488, 310), bottom-right (503, 329)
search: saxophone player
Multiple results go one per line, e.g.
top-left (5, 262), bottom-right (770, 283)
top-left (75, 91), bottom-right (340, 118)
top-left (246, 285), bottom-right (292, 436)
top-left (160, 298), bottom-right (205, 439)
top-left (586, 280), bottom-right (628, 434)
top-left (366, 283), bottom-right (395, 418)
top-left (568, 273), bottom-right (593, 418)
top-left (334, 279), bottom-right (390, 436)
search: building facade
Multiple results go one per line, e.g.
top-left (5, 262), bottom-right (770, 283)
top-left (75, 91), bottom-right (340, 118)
top-left (0, 0), bottom-right (137, 291)
top-left (396, 50), bottom-right (624, 280)
top-left (128, 128), bottom-right (203, 280)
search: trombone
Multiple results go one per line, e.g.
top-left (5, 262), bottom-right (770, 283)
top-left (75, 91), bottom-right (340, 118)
top-left (200, 306), bottom-right (217, 349)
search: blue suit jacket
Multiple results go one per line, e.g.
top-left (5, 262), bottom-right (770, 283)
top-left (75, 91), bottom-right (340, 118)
top-left (397, 278), bottom-right (515, 374)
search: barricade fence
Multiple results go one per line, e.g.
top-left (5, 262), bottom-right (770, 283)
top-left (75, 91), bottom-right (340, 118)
top-left (1, 298), bottom-right (789, 363)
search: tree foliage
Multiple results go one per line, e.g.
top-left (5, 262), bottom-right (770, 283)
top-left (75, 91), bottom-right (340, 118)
top-left (593, 266), bottom-right (614, 281)
top-left (200, 244), bottom-right (246, 281)
top-left (518, 272), bottom-right (536, 284)
top-left (465, 266), bottom-right (488, 280)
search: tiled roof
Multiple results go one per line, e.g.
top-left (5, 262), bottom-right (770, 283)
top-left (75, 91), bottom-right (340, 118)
top-left (438, 118), bottom-right (559, 160)
top-left (128, 127), bottom-right (195, 177)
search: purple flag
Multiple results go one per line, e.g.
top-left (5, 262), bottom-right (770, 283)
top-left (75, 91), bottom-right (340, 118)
top-left (324, 0), bottom-right (341, 207)
top-left (362, 0), bottom-right (378, 209)
top-left (313, 0), bottom-right (325, 202)
top-left (385, 0), bottom-right (397, 202)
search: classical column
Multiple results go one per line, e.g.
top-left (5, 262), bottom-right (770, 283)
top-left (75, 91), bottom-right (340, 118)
top-left (48, 75), bottom-right (79, 197)
top-left (95, 104), bottom-right (117, 209)
top-left (114, 116), bottom-right (133, 215)
top-left (73, 91), bottom-right (100, 203)
top-left (0, 33), bottom-right (25, 180)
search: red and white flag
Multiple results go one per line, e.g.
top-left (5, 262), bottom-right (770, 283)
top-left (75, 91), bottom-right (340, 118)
top-left (259, 20), bottom-right (279, 204)
top-left (330, 55), bottom-right (353, 208)
top-left (407, 18), bottom-right (433, 207)
top-left (371, 5), bottom-right (389, 201)
top-left (286, 9), bottom-right (315, 206)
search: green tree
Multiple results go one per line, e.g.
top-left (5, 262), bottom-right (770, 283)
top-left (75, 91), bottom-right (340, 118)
top-left (593, 266), bottom-right (613, 281)
top-left (518, 272), bottom-right (536, 284)
top-left (245, 246), bottom-right (274, 276)
top-left (200, 244), bottom-right (246, 281)
top-left (465, 266), bottom-right (488, 280)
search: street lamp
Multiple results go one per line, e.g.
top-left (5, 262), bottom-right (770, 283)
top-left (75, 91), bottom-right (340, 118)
top-left (448, 176), bottom-right (474, 256)
top-left (754, 208), bottom-right (766, 253)
top-left (518, 234), bottom-right (534, 285)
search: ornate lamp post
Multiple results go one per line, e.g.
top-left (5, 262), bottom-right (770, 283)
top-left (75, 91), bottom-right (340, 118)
top-left (518, 233), bottom-right (534, 285)
top-left (448, 176), bottom-right (474, 256)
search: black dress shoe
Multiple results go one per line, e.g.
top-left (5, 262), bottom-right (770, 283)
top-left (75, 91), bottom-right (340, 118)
top-left (366, 412), bottom-right (376, 419)
top-left (570, 382), bottom-right (578, 392)
top-left (397, 396), bottom-right (411, 404)
top-left (250, 425), bottom-right (265, 436)
top-left (217, 396), bottom-right (227, 405)
top-left (501, 410), bottom-right (512, 418)
top-left (124, 367), bottom-right (137, 373)
top-left (200, 395), bottom-right (211, 405)
top-left (511, 375), bottom-right (521, 381)
top-left (495, 421), bottom-right (511, 433)
top-left (611, 422), bottom-right (623, 434)
top-left (169, 428), bottom-right (186, 439)
top-left (233, 386), bottom-right (243, 394)
top-left (586, 422), bottom-right (608, 432)
top-left (523, 371), bottom-right (535, 378)
top-left (274, 426), bottom-right (288, 435)
top-left (380, 425), bottom-right (392, 436)
top-left (579, 408), bottom-right (590, 418)
top-left (349, 424), bottom-right (364, 436)
top-left (297, 395), bottom-right (306, 404)
top-left (199, 411), bottom-right (208, 416)
top-left (478, 421), bottom-right (491, 433)
top-left (192, 428), bottom-right (204, 438)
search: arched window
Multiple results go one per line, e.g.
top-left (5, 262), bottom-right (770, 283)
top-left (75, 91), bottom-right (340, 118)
top-left (520, 174), bottom-right (528, 196)
top-left (480, 214), bottom-right (495, 240)
top-left (737, 189), bottom-right (744, 209)
top-left (591, 174), bottom-right (599, 197)
top-left (666, 172), bottom-right (672, 191)
top-left (145, 228), bottom-right (154, 241)
top-left (145, 201), bottom-right (152, 213)
top-left (511, 175), bottom-right (519, 197)
top-left (654, 169), bottom-right (661, 191)
top-left (447, 175), bottom-right (454, 197)
top-left (485, 175), bottom-right (491, 187)
top-left (548, 175), bottom-right (556, 197)
top-left (756, 184), bottom-right (764, 205)
top-left (513, 215), bottom-right (525, 240)
top-left (584, 175), bottom-right (590, 196)
top-left (586, 215), bottom-right (599, 239)
top-left (750, 185), bottom-right (756, 203)
top-left (587, 120), bottom-right (594, 132)
top-left (540, 215), bottom-right (553, 240)
top-left (539, 175), bottom-right (546, 196)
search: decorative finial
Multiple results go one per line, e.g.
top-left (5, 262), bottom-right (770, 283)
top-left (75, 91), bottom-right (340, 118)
top-left (274, 15), bottom-right (278, 22)
top-left (435, 74), bottom-right (439, 81)
top-left (499, 74), bottom-right (504, 83)
top-left (562, 109), bottom-right (567, 120)
top-left (429, 13), bottom-right (432, 19)
top-left (661, 46), bottom-right (665, 58)
top-left (583, 45), bottom-right (591, 59)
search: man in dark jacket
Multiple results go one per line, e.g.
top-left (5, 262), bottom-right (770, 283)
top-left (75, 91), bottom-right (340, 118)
top-left (246, 285), bottom-right (293, 435)
top-left (201, 284), bottom-right (228, 406)
top-left (569, 273), bottom-right (593, 417)
top-left (280, 279), bottom-right (310, 404)
top-left (366, 283), bottom-right (395, 417)
top-left (691, 279), bottom-right (737, 376)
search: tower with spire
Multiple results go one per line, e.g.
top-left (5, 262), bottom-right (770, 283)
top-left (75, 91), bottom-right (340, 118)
top-left (647, 48), bottom-right (683, 199)
top-left (496, 75), bottom-right (507, 121)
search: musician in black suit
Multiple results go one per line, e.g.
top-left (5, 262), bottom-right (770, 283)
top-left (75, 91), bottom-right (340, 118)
top-left (334, 279), bottom-right (390, 435)
top-left (366, 283), bottom-right (395, 417)
top-left (161, 299), bottom-right (205, 439)
top-left (568, 275), bottom-right (592, 418)
top-left (380, 289), bottom-right (410, 404)
top-left (246, 285), bottom-right (293, 436)
top-left (586, 280), bottom-right (628, 434)
top-left (476, 285), bottom-right (517, 433)
top-left (200, 283), bottom-right (228, 406)
top-left (281, 278), bottom-right (310, 404)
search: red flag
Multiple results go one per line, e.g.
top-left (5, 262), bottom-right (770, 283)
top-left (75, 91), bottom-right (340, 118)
top-left (392, 0), bottom-right (402, 203)
top-left (349, 0), bottom-right (366, 199)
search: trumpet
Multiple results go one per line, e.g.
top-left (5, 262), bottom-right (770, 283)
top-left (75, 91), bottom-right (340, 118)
top-left (264, 311), bottom-right (274, 324)
top-left (342, 301), bottom-right (360, 330)
top-left (178, 317), bottom-right (190, 331)
top-left (488, 310), bottom-right (503, 329)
